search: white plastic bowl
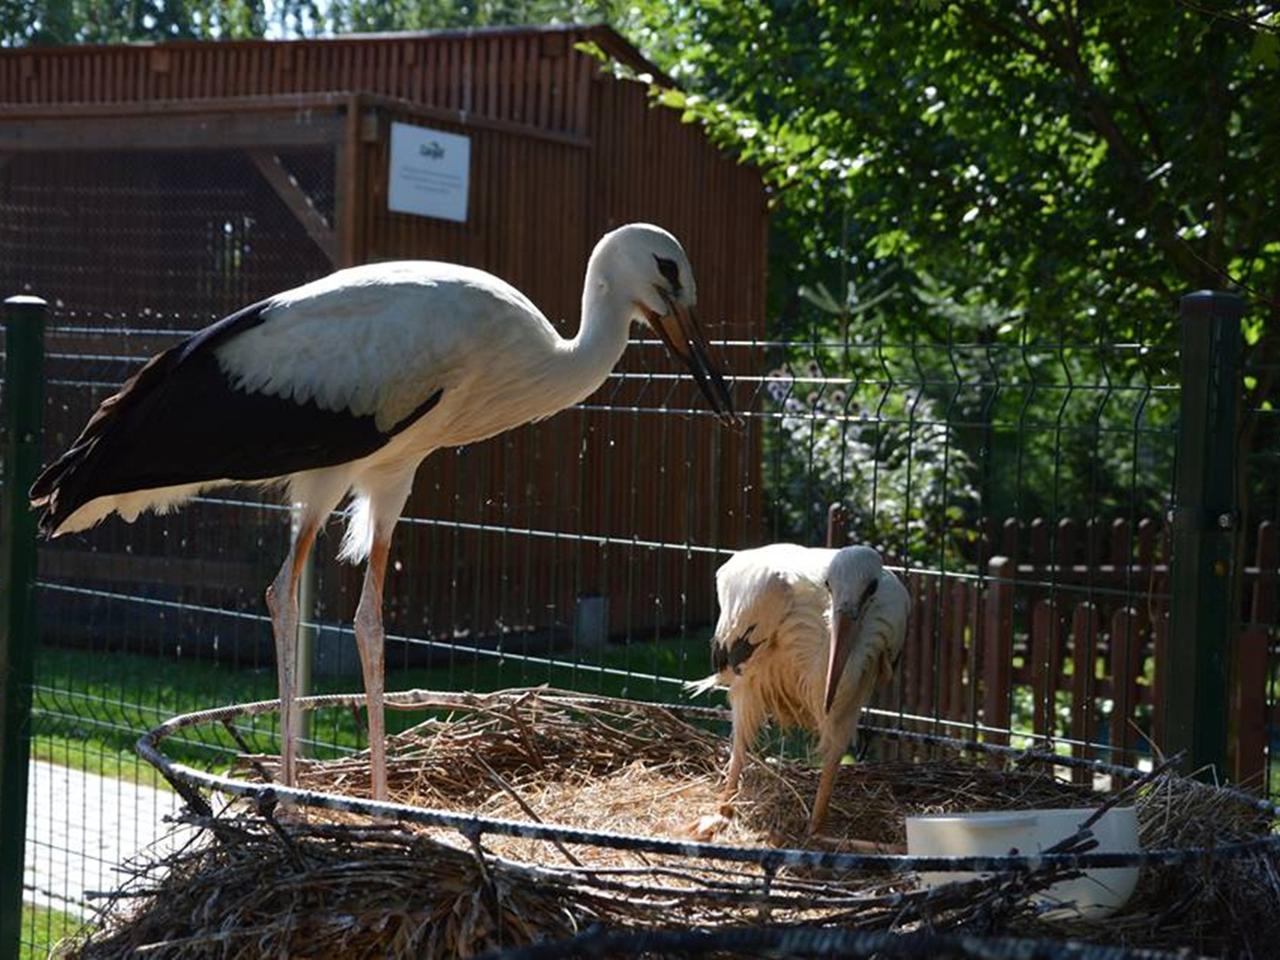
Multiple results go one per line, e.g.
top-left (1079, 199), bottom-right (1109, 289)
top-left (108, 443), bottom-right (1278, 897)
top-left (905, 806), bottom-right (1140, 919)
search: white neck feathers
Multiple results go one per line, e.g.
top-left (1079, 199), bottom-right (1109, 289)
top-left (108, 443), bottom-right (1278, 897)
top-left (541, 250), bottom-right (636, 410)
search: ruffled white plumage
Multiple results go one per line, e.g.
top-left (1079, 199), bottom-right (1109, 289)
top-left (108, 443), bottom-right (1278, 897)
top-left (689, 542), bottom-right (910, 836)
top-left (216, 261), bottom-right (556, 433)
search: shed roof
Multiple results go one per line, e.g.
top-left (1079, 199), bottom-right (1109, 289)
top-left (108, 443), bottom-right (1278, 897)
top-left (0, 24), bottom-right (675, 137)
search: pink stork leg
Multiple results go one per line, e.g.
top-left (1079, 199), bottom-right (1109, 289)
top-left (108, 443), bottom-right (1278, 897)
top-left (354, 530), bottom-right (393, 801)
top-left (810, 709), bottom-right (862, 836)
top-left (265, 518), bottom-right (320, 789)
top-left (689, 700), bottom-right (762, 842)
top-left (720, 721), bottom-right (752, 802)
top-left (809, 745), bottom-right (843, 836)
top-left (720, 696), bottom-right (763, 802)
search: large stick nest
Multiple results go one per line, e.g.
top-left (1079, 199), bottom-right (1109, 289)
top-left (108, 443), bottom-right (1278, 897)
top-left (69, 689), bottom-right (1279, 959)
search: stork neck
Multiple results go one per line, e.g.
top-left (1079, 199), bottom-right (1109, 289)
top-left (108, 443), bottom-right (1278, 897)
top-left (554, 266), bottom-right (634, 407)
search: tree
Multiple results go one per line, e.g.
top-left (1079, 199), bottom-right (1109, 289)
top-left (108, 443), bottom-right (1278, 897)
top-left (597, 0), bottom-right (1279, 548)
top-left (0, 0), bottom-right (269, 44)
top-left (612, 2), bottom-right (1278, 328)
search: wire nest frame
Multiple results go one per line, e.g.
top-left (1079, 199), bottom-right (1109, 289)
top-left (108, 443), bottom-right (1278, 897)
top-left (88, 688), bottom-right (1280, 958)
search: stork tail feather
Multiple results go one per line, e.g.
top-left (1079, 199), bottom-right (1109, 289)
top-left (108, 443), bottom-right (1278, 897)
top-left (682, 674), bottom-right (725, 698)
top-left (339, 495), bottom-right (374, 564)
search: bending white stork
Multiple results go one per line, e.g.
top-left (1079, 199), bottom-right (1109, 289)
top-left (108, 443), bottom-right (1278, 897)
top-left (30, 223), bottom-right (735, 801)
top-left (688, 543), bottom-right (909, 835)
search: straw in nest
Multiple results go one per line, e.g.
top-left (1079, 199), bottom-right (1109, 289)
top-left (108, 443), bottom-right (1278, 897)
top-left (66, 689), bottom-right (1280, 959)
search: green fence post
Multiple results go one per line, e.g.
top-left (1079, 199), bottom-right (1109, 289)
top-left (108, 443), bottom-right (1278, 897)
top-left (1164, 290), bottom-right (1244, 780)
top-left (0, 295), bottom-right (46, 960)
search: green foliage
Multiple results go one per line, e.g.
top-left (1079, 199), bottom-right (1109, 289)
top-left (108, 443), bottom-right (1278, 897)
top-left (608, 2), bottom-right (1280, 335)
top-left (1, 0), bottom-right (269, 44)
top-left (0, 0), bottom-right (620, 45)
top-left (758, 273), bottom-right (983, 557)
top-left (597, 1), bottom-right (1278, 532)
top-left (312, 0), bottom-right (617, 34)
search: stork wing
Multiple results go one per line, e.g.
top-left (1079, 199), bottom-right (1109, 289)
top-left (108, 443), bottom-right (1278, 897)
top-left (708, 544), bottom-right (834, 677)
top-left (868, 569), bottom-right (911, 687)
top-left (30, 262), bottom-right (539, 535)
top-left (214, 261), bottom-right (546, 431)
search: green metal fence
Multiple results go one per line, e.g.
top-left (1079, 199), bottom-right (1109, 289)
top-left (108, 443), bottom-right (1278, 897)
top-left (1, 287), bottom-right (1276, 958)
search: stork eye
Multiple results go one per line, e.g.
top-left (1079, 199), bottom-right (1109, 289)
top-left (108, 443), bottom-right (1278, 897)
top-left (862, 579), bottom-right (879, 603)
top-left (654, 255), bottom-right (681, 292)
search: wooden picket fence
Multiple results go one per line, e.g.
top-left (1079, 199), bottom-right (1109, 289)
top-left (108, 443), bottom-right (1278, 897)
top-left (850, 515), bottom-right (1277, 788)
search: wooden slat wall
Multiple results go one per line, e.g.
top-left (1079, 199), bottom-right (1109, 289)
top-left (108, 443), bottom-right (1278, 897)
top-left (857, 514), bottom-right (1277, 788)
top-left (5, 29), bottom-right (769, 647)
top-left (0, 150), bottom-right (334, 315)
top-left (352, 68), bottom-right (768, 640)
top-left (0, 29), bottom-right (612, 139)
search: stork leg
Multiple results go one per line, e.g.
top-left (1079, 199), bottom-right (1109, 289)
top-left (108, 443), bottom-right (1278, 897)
top-left (687, 702), bottom-right (761, 842)
top-left (264, 518), bottom-right (320, 789)
top-left (809, 713), bottom-right (861, 835)
top-left (720, 723), bottom-right (751, 802)
top-left (809, 747), bottom-right (842, 836)
top-left (354, 529), bottom-right (394, 801)
top-left (720, 697), bottom-right (763, 803)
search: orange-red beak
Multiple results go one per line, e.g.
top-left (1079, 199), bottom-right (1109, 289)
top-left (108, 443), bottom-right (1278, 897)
top-left (647, 296), bottom-right (738, 425)
top-left (823, 607), bottom-right (862, 713)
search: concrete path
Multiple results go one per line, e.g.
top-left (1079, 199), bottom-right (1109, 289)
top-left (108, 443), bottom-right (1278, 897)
top-left (24, 761), bottom-right (194, 919)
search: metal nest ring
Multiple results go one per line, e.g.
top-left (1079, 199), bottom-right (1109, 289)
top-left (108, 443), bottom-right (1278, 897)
top-left (136, 686), bottom-right (1280, 877)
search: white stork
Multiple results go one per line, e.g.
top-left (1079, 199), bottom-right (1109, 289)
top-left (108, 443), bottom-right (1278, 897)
top-left (688, 543), bottom-right (909, 835)
top-left (30, 223), bottom-right (735, 801)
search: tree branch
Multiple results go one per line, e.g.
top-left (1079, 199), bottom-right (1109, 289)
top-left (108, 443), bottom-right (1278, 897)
top-left (1102, 27), bottom-right (1166, 157)
top-left (957, 3), bottom-right (1055, 64)
top-left (960, 3), bottom-right (1206, 284)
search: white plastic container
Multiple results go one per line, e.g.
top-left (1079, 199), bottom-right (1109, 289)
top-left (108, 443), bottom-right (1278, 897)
top-left (905, 806), bottom-right (1140, 919)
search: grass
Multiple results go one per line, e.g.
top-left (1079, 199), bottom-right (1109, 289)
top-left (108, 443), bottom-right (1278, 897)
top-left (32, 637), bottom-right (1277, 797)
top-left (31, 634), bottom-right (712, 786)
top-left (20, 903), bottom-right (84, 960)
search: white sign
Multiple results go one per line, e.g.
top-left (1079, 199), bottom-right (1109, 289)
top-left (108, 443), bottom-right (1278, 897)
top-left (387, 122), bottom-right (471, 222)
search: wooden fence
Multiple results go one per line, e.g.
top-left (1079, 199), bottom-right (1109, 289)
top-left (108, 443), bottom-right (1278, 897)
top-left (841, 514), bottom-right (1277, 787)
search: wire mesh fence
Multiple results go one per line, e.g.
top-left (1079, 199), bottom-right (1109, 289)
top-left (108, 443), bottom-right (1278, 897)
top-left (8, 294), bottom-right (1277, 937)
top-left (0, 154), bottom-right (1277, 953)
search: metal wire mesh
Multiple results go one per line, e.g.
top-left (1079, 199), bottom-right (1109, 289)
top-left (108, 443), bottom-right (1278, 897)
top-left (0, 146), bottom-right (1276, 955)
top-left (475, 926), bottom-right (1196, 960)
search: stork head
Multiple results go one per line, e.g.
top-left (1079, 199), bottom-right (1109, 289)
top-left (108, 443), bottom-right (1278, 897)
top-left (822, 545), bottom-right (885, 713)
top-left (593, 223), bottom-right (737, 424)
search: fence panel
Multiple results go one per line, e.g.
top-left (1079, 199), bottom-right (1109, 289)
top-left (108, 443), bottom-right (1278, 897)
top-left (4, 291), bottom-right (1278, 956)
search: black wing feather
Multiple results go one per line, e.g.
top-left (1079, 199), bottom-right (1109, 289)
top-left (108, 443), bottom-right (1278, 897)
top-left (30, 299), bottom-right (442, 536)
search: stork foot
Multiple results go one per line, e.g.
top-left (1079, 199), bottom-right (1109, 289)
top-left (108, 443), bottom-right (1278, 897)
top-left (803, 827), bottom-right (906, 854)
top-left (270, 802), bottom-right (310, 827)
top-left (686, 811), bottom-right (733, 842)
top-left (687, 799), bottom-right (735, 842)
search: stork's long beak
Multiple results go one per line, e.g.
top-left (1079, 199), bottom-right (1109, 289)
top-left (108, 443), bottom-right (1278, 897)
top-left (649, 298), bottom-right (738, 425)
top-left (823, 607), bottom-right (862, 714)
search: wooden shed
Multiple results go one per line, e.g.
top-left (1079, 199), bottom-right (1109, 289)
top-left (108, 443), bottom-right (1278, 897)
top-left (0, 26), bottom-right (767, 653)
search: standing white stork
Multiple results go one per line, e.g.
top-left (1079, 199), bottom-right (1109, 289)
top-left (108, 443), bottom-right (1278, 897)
top-left (688, 543), bottom-right (909, 835)
top-left (30, 223), bottom-right (735, 801)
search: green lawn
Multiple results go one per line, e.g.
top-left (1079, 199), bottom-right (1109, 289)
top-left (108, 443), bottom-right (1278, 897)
top-left (20, 904), bottom-right (83, 960)
top-left (33, 638), bottom-right (1279, 799)
top-left (32, 634), bottom-right (713, 785)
